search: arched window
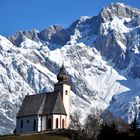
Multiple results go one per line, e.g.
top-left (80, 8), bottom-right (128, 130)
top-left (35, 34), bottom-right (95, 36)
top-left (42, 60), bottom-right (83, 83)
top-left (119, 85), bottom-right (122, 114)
top-left (62, 119), bottom-right (64, 129)
top-left (65, 90), bottom-right (68, 95)
top-left (48, 118), bottom-right (52, 129)
top-left (56, 118), bottom-right (58, 129)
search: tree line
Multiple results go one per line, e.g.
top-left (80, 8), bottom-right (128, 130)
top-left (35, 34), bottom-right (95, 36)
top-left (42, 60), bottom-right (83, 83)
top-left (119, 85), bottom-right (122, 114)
top-left (68, 108), bottom-right (140, 140)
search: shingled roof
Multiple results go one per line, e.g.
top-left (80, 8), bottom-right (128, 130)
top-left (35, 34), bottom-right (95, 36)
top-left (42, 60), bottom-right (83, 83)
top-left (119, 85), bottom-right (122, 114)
top-left (16, 91), bottom-right (67, 118)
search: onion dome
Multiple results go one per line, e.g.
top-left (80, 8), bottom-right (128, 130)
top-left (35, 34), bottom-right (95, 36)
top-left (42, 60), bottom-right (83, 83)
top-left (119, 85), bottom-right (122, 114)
top-left (57, 64), bottom-right (68, 83)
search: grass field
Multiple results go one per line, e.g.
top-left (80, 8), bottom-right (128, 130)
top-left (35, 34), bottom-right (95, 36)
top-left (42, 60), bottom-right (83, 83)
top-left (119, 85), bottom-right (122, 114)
top-left (0, 133), bottom-right (70, 140)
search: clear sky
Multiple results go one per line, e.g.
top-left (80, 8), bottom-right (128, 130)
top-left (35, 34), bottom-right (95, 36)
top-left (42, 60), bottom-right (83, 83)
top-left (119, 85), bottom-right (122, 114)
top-left (0, 0), bottom-right (140, 36)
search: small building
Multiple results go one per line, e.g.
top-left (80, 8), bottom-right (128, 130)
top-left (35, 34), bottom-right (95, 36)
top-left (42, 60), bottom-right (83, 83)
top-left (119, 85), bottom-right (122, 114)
top-left (16, 64), bottom-right (71, 134)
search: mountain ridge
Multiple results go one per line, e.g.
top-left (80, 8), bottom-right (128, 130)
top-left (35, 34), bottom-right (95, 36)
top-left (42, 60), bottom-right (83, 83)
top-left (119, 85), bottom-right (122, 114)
top-left (0, 2), bottom-right (140, 134)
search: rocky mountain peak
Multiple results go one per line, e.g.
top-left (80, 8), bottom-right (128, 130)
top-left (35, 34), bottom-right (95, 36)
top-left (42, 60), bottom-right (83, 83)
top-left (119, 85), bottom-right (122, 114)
top-left (7, 29), bottom-right (40, 46)
top-left (38, 25), bottom-right (63, 41)
top-left (99, 2), bottom-right (140, 22)
top-left (38, 25), bottom-right (70, 44)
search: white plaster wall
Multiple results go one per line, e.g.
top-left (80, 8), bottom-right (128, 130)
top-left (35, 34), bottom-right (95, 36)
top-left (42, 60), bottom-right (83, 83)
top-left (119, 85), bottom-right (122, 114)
top-left (52, 114), bottom-right (60, 129)
top-left (52, 114), bottom-right (67, 129)
top-left (38, 116), bottom-right (41, 132)
top-left (60, 115), bottom-right (67, 129)
top-left (16, 116), bottom-right (38, 134)
top-left (62, 84), bottom-right (71, 128)
top-left (41, 115), bottom-right (46, 131)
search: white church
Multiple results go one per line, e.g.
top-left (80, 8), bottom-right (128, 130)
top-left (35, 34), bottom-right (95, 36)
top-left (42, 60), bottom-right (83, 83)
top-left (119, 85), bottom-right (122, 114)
top-left (16, 64), bottom-right (71, 134)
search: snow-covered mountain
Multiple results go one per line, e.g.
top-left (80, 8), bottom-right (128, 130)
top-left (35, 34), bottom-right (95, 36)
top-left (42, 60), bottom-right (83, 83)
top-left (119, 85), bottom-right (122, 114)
top-left (1, 2), bottom-right (140, 134)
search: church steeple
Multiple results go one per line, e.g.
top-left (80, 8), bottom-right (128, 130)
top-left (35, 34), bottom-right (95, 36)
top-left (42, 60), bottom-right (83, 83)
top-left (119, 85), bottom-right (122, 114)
top-left (57, 64), bottom-right (68, 84)
top-left (54, 63), bottom-right (71, 128)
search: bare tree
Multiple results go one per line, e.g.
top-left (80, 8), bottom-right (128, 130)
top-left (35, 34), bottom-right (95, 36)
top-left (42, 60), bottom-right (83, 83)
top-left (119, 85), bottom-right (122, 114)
top-left (84, 108), bottom-right (102, 140)
top-left (102, 111), bottom-right (130, 133)
top-left (69, 110), bottom-right (82, 131)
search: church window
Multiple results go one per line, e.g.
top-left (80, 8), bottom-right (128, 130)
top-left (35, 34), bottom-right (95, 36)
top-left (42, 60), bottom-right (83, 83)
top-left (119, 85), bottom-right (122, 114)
top-left (27, 120), bottom-right (29, 123)
top-left (48, 118), bottom-right (52, 129)
top-left (33, 120), bottom-right (36, 131)
top-left (65, 90), bottom-right (68, 95)
top-left (56, 118), bottom-right (58, 129)
top-left (21, 120), bottom-right (23, 128)
top-left (62, 119), bottom-right (64, 129)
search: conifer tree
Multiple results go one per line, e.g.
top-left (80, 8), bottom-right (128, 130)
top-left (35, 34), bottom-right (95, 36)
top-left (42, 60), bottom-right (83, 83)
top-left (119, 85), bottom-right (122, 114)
top-left (129, 116), bottom-right (138, 135)
top-left (97, 121), bottom-right (118, 140)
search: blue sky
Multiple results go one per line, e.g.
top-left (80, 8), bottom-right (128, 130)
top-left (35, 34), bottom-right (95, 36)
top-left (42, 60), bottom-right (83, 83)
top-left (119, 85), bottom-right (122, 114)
top-left (0, 0), bottom-right (140, 36)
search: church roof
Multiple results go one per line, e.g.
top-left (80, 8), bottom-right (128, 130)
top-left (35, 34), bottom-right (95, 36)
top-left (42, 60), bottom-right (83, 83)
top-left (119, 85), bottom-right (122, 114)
top-left (16, 91), bottom-right (67, 118)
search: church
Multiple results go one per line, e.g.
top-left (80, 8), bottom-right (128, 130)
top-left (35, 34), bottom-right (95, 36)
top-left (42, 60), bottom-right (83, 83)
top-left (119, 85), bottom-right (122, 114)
top-left (16, 64), bottom-right (71, 134)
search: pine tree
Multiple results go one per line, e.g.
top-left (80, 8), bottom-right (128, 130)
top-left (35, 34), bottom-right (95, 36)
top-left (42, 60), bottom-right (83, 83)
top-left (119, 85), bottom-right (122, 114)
top-left (97, 121), bottom-right (118, 140)
top-left (129, 117), bottom-right (138, 136)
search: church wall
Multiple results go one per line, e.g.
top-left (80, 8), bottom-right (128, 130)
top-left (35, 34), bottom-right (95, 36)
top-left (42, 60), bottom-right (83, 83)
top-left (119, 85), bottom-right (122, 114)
top-left (52, 114), bottom-right (60, 129)
top-left (41, 115), bottom-right (47, 131)
top-left (61, 115), bottom-right (67, 129)
top-left (52, 114), bottom-right (67, 129)
top-left (38, 115), bottom-right (41, 132)
top-left (16, 116), bottom-right (38, 134)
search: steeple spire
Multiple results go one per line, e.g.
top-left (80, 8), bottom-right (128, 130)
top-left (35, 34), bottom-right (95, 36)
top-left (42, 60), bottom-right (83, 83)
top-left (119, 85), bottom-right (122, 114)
top-left (57, 64), bottom-right (68, 83)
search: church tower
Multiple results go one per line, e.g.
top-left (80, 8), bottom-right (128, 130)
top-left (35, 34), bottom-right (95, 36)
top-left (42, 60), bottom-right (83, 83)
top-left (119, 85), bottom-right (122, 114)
top-left (54, 64), bottom-right (71, 128)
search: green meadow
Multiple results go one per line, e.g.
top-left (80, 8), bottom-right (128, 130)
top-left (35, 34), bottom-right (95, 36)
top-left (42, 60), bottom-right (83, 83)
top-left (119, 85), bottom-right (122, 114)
top-left (0, 134), bottom-right (70, 140)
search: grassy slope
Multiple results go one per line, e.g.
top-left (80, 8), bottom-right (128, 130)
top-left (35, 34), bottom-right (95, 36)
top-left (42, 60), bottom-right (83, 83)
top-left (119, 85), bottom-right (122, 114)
top-left (0, 134), bottom-right (70, 140)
